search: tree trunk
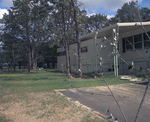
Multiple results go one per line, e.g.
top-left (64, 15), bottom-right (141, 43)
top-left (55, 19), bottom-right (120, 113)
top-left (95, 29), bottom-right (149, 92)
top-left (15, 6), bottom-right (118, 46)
top-left (62, 1), bottom-right (71, 78)
top-left (33, 60), bottom-right (37, 71)
top-left (24, 63), bottom-right (25, 69)
top-left (12, 48), bottom-right (15, 71)
top-left (11, 64), bottom-right (12, 71)
top-left (32, 53), bottom-right (37, 71)
top-left (72, 0), bottom-right (82, 78)
top-left (25, 15), bottom-right (30, 72)
top-left (19, 62), bottom-right (21, 69)
top-left (47, 62), bottom-right (50, 69)
top-left (77, 42), bottom-right (82, 77)
top-left (65, 43), bottom-right (71, 78)
top-left (28, 51), bottom-right (31, 72)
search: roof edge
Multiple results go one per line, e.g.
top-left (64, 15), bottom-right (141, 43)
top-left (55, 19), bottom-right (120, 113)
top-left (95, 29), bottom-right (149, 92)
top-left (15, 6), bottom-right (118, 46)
top-left (79, 24), bottom-right (117, 41)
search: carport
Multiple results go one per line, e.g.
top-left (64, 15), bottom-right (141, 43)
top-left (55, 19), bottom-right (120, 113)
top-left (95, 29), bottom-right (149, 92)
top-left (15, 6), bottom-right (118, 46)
top-left (80, 22), bottom-right (150, 41)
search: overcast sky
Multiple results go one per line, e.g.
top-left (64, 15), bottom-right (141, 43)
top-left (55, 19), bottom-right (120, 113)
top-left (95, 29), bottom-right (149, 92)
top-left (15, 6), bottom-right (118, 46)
top-left (0, 0), bottom-right (149, 19)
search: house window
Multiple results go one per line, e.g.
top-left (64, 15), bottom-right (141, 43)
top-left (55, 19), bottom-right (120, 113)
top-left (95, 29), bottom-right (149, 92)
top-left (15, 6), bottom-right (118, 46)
top-left (134, 34), bottom-right (142, 50)
top-left (81, 46), bottom-right (88, 53)
top-left (124, 32), bottom-right (150, 52)
top-left (57, 51), bottom-right (66, 56)
top-left (126, 36), bottom-right (133, 51)
top-left (144, 31), bottom-right (150, 49)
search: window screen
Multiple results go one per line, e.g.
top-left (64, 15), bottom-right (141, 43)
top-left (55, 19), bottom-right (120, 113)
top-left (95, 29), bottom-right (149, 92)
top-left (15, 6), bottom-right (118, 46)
top-left (125, 36), bottom-right (133, 51)
top-left (144, 31), bottom-right (150, 49)
top-left (134, 34), bottom-right (142, 49)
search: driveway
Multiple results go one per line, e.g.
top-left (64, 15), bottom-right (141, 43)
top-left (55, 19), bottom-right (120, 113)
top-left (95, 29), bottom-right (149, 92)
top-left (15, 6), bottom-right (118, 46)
top-left (57, 82), bottom-right (150, 122)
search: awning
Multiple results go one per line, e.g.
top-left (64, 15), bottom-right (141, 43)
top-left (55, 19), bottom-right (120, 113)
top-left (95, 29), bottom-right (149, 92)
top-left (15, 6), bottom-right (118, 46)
top-left (79, 22), bottom-right (150, 41)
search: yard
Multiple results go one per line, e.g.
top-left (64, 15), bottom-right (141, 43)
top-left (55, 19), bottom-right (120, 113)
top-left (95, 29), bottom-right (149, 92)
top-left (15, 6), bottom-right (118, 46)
top-left (0, 70), bottom-right (130, 122)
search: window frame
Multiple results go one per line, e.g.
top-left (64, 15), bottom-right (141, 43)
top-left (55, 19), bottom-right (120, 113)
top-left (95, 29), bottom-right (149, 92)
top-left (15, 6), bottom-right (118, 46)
top-left (57, 51), bottom-right (66, 56)
top-left (81, 46), bottom-right (88, 53)
top-left (124, 32), bottom-right (150, 52)
top-left (134, 34), bottom-right (142, 50)
top-left (143, 31), bottom-right (150, 49)
top-left (125, 36), bottom-right (134, 52)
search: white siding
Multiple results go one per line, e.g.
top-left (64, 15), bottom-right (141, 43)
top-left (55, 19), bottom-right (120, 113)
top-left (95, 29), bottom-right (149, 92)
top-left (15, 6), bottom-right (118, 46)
top-left (57, 24), bottom-right (150, 75)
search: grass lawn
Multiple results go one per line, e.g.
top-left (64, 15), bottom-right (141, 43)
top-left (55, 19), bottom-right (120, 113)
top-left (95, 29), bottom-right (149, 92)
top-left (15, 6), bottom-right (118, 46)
top-left (0, 70), bottom-right (130, 122)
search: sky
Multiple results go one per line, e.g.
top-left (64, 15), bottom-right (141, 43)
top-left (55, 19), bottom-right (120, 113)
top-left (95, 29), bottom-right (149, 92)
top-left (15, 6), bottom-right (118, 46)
top-left (0, 0), bottom-right (149, 19)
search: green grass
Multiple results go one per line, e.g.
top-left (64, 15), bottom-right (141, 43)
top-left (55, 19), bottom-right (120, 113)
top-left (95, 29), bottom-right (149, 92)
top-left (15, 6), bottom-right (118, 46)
top-left (0, 70), bottom-right (130, 93)
top-left (0, 70), bottom-right (128, 122)
top-left (81, 113), bottom-right (107, 122)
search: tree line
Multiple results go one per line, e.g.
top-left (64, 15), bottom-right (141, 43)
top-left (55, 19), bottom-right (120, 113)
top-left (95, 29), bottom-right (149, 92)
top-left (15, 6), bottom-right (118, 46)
top-left (0, 0), bottom-right (149, 77)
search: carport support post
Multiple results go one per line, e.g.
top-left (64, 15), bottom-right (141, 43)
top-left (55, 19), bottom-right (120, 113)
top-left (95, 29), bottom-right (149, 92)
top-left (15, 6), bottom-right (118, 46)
top-left (116, 26), bottom-right (119, 76)
top-left (113, 47), bottom-right (116, 76)
top-left (94, 32), bottom-right (98, 74)
top-left (116, 45), bottom-right (118, 76)
top-left (113, 27), bottom-right (119, 76)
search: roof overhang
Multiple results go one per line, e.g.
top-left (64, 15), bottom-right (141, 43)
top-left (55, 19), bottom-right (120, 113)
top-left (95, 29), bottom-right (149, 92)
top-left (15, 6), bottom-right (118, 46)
top-left (79, 22), bottom-right (150, 41)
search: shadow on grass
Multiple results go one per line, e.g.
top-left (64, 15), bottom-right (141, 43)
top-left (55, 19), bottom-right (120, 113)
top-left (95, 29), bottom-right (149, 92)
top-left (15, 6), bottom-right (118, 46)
top-left (0, 70), bottom-right (65, 82)
top-left (0, 76), bottom-right (59, 82)
top-left (136, 81), bottom-right (148, 85)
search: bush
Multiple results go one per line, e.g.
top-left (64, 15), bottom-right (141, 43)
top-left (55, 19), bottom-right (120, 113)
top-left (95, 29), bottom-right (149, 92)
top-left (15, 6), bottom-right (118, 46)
top-left (0, 64), bottom-right (3, 70)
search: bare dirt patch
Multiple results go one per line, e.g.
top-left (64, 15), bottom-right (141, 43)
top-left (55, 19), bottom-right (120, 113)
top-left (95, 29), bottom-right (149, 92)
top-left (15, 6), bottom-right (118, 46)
top-left (0, 91), bottom-right (106, 122)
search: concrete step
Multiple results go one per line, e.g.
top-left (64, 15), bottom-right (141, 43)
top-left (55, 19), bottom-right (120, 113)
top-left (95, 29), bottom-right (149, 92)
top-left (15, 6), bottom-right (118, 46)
top-left (120, 76), bottom-right (132, 80)
top-left (120, 75), bottom-right (143, 82)
top-left (130, 78), bottom-right (141, 82)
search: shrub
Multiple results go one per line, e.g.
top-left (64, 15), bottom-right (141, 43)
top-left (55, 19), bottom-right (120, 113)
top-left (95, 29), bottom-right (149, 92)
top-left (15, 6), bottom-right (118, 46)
top-left (0, 64), bottom-right (3, 70)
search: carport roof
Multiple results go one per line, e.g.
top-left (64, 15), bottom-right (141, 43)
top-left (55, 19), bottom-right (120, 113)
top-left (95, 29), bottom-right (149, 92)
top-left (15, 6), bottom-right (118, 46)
top-left (79, 21), bottom-right (150, 41)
